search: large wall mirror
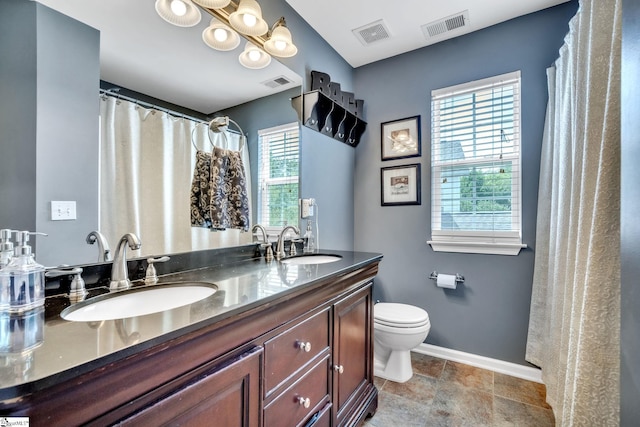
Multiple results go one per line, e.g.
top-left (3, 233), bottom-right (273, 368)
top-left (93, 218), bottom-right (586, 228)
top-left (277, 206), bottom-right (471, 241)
top-left (0, 0), bottom-right (302, 267)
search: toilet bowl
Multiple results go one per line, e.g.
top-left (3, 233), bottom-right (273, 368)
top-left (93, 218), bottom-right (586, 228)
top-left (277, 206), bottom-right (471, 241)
top-left (373, 302), bottom-right (430, 383)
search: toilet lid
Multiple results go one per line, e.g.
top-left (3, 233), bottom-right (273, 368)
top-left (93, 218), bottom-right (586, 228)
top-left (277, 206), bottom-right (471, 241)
top-left (374, 303), bottom-right (429, 326)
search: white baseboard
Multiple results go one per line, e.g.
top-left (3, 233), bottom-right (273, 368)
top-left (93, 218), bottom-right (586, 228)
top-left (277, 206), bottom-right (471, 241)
top-left (413, 343), bottom-right (543, 384)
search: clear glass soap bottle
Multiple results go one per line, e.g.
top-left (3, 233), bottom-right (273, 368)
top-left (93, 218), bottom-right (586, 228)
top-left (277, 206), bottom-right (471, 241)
top-left (303, 220), bottom-right (315, 253)
top-left (0, 231), bottom-right (46, 313)
top-left (0, 229), bottom-right (15, 269)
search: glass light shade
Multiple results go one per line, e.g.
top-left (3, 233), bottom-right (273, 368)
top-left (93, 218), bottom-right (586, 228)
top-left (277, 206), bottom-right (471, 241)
top-left (238, 42), bottom-right (271, 69)
top-left (171, 0), bottom-right (187, 16)
top-left (229, 0), bottom-right (268, 36)
top-left (264, 24), bottom-right (298, 57)
top-left (192, 0), bottom-right (231, 8)
top-left (155, 0), bottom-right (201, 27)
top-left (202, 20), bottom-right (240, 51)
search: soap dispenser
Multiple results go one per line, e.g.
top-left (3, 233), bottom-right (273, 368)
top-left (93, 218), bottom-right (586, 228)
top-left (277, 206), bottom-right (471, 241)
top-left (0, 229), bottom-right (16, 269)
top-left (0, 231), bottom-right (47, 312)
top-left (303, 220), bottom-right (315, 253)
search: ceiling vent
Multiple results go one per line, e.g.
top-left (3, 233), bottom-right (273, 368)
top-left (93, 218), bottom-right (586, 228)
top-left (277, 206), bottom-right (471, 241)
top-left (352, 19), bottom-right (391, 46)
top-left (421, 10), bottom-right (469, 38)
top-left (261, 76), bottom-right (293, 89)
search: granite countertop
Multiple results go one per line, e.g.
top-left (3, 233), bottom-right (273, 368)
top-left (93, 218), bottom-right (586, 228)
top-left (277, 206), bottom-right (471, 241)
top-left (0, 249), bottom-right (382, 400)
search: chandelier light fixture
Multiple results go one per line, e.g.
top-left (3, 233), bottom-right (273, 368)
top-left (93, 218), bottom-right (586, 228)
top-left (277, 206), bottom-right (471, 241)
top-left (155, 0), bottom-right (298, 69)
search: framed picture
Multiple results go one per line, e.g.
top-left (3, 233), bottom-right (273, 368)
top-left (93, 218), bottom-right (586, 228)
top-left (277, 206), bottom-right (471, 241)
top-left (381, 115), bottom-right (421, 160)
top-left (381, 164), bottom-right (421, 206)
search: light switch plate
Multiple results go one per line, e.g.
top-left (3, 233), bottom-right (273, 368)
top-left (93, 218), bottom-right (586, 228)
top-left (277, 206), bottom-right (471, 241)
top-left (300, 198), bottom-right (315, 218)
top-left (51, 201), bottom-right (77, 221)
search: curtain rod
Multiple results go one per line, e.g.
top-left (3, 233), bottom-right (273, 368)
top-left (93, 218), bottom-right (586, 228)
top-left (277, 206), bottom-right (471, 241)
top-left (99, 89), bottom-right (209, 125)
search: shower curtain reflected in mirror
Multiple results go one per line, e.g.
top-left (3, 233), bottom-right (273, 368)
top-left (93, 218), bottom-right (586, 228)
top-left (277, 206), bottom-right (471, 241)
top-left (99, 95), bottom-right (252, 259)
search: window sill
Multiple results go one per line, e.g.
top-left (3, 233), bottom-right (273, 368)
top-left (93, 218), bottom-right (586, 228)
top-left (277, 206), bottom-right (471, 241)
top-left (427, 240), bottom-right (527, 256)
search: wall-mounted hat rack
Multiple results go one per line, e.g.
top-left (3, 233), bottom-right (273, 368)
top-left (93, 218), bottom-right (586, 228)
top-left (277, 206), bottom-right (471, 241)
top-left (291, 70), bottom-right (367, 147)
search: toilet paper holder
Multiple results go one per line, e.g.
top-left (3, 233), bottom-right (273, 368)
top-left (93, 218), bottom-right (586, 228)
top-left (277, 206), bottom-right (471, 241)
top-left (429, 271), bottom-right (465, 284)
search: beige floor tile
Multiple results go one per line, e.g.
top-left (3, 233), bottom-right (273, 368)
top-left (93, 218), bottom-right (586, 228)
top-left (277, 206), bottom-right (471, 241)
top-left (440, 360), bottom-right (494, 393)
top-left (494, 372), bottom-right (550, 409)
top-left (382, 373), bottom-right (439, 404)
top-left (364, 390), bottom-right (431, 427)
top-left (410, 352), bottom-right (446, 378)
top-left (429, 381), bottom-right (493, 427)
top-left (494, 395), bottom-right (555, 427)
top-left (369, 354), bottom-right (555, 427)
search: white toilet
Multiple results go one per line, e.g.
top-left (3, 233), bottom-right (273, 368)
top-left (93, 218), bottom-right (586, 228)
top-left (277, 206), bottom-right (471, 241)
top-left (373, 302), bottom-right (431, 383)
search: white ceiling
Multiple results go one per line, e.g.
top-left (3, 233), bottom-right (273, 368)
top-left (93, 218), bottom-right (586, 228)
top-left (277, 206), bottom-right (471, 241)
top-left (286, 0), bottom-right (570, 68)
top-left (36, 0), bottom-right (302, 114)
top-left (36, 0), bottom-right (569, 114)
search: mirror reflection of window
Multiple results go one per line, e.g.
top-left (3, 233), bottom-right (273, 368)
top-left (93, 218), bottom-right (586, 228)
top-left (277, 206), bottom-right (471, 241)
top-left (257, 123), bottom-right (300, 236)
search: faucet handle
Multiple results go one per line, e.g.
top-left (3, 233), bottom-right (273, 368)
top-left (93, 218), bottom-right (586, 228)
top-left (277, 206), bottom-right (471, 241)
top-left (145, 256), bottom-right (170, 285)
top-left (46, 266), bottom-right (87, 302)
top-left (289, 239), bottom-right (303, 256)
top-left (264, 244), bottom-right (274, 261)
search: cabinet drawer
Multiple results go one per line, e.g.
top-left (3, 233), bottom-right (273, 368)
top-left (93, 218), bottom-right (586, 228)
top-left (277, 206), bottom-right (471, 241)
top-left (264, 308), bottom-right (330, 395)
top-left (264, 354), bottom-right (330, 427)
top-left (298, 401), bottom-right (332, 427)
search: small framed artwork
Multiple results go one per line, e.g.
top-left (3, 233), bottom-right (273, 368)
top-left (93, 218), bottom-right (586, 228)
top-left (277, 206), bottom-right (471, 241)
top-left (381, 164), bottom-right (421, 206)
top-left (381, 115), bottom-right (421, 161)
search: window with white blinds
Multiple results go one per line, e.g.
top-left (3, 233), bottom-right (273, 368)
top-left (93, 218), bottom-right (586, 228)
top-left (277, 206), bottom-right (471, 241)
top-left (257, 123), bottom-right (299, 232)
top-left (428, 71), bottom-right (526, 255)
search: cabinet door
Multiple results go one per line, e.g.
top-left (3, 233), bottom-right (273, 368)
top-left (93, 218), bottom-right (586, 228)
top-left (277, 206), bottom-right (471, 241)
top-left (332, 283), bottom-right (373, 425)
top-left (118, 347), bottom-right (262, 427)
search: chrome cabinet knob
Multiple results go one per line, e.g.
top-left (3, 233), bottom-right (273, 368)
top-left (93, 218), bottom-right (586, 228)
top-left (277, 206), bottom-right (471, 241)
top-left (333, 364), bottom-right (344, 374)
top-left (298, 397), bottom-right (311, 408)
top-left (298, 341), bottom-right (311, 352)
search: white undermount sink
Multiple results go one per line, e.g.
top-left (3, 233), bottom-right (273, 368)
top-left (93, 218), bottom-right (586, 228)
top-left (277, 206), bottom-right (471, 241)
top-left (61, 282), bottom-right (217, 322)
top-left (280, 254), bottom-right (342, 265)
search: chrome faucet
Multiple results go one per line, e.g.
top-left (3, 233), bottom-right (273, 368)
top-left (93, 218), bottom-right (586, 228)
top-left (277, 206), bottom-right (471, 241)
top-left (252, 224), bottom-right (274, 261)
top-left (275, 225), bottom-right (300, 260)
top-left (110, 233), bottom-right (141, 291)
top-left (86, 230), bottom-right (111, 262)
top-left (252, 224), bottom-right (268, 243)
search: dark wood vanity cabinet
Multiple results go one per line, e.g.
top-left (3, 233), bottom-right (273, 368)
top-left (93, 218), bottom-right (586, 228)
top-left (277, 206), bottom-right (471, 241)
top-left (333, 287), bottom-right (374, 426)
top-left (6, 262), bottom-right (379, 427)
top-left (118, 346), bottom-right (262, 427)
top-left (261, 282), bottom-right (375, 427)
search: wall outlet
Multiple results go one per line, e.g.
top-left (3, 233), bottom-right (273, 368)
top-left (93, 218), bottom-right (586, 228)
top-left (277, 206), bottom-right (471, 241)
top-left (300, 198), bottom-right (315, 219)
top-left (51, 201), bottom-right (77, 221)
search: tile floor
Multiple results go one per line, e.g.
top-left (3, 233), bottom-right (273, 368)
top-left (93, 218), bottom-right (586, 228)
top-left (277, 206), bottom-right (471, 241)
top-left (364, 353), bottom-right (554, 427)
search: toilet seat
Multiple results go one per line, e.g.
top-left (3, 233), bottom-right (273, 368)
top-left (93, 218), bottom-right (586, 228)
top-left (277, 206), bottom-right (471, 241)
top-left (374, 303), bottom-right (430, 328)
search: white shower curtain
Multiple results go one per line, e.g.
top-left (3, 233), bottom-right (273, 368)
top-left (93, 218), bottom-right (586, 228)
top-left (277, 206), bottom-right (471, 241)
top-left (99, 96), bottom-right (252, 258)
top-left (526, 0), bottom-right (620, 425)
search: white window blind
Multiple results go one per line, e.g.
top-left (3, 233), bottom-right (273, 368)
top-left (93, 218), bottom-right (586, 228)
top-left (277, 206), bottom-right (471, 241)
top-left (428, 71), bottom-right (526, 255)
top-left (257, 123), bottom-right (299, 232)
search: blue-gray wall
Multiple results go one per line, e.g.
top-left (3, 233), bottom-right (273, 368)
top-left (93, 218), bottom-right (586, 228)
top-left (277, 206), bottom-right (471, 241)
top-left (621, 0), bottom-right (639, 423)
top-left (224, 0), bottom-right (358, 250)
top-left (353, 2), bottom-right (578, 366)
top-left (0, 0), bottom-right (38, 235)
top-left (0, 0), bottom-right (100, 266)
top-left (224, 85), bottom-right (355, 250)
top-left (221, 87), bottom-right (301, 225)
top-left (259, 0), bottom-right (357, 251)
